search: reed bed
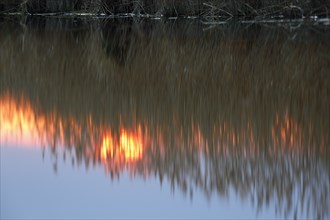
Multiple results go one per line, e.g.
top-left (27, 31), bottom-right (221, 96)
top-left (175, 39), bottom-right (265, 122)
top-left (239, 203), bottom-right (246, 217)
top-left (0, 0), bottom-right (329, 19)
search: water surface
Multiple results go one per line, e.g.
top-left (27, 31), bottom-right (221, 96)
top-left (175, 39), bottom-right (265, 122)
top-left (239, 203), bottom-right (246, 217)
top-left (1, 17), bottom-right (329, 219)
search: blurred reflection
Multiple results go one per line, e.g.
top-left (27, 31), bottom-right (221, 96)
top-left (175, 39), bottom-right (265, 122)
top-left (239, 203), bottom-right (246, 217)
top-left (100, 127), bottom-right (144, 162)
top-left (0, 17), bottom-right (329, 219)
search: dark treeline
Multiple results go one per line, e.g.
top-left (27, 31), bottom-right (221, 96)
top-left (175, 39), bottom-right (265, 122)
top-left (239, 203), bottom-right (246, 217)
top-left (0, 0), bottom-right (330, 19)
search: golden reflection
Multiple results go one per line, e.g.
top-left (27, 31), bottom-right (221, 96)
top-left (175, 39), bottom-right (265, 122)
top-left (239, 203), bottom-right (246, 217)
top-left (119, 128), bottom-right (143, 160)
top-left (101, 134), bottom-right (114, 159)
top-left (0, 94), bottom-right (47, 146)
top-left (0, 93), bottom-right (144, 163)
top-left (100, 127), bottom-right (143, 162)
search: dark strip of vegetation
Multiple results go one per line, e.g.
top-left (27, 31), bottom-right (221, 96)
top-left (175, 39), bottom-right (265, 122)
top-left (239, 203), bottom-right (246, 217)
top-left (0, 0), bottom-right (329, 19)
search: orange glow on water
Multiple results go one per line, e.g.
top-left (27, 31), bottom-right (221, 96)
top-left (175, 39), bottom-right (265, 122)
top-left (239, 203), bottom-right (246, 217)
top-left (101, 135), bottom-right (114, 159)
top-left (100, 127), bottom-right (143, 162)
top-left (0, 94), bottom-right (48, 146)
top-left (120, 129), bottom-right (143, 160)
top-left (0, 93), bottom-right (145, 164)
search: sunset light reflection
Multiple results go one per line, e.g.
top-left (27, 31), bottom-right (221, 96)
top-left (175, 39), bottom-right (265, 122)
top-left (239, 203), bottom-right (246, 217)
top-left (100, 127), bottom-right (144, 163)
top-left (1, 93), bottom-right (326, 168)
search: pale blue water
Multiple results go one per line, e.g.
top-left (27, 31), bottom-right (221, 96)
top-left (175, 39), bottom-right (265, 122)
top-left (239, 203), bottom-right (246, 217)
top-left (1, 146), bottom-right (279, 219)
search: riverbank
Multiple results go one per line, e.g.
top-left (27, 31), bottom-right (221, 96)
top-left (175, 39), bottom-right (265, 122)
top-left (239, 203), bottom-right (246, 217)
top-left (1, 0), bottom-right (329, 19)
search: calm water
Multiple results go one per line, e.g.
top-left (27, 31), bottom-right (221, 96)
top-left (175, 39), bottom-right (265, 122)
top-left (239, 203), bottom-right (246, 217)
top-left (1, 17), bottom-right (329, 219)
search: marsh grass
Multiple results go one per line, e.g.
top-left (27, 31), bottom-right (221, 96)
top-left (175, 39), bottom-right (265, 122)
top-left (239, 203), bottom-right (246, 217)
top-left (0, 0), bottom-right (329, 19)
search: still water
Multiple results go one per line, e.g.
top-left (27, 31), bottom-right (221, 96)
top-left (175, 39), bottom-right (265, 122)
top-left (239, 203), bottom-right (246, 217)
top-left (0, 17), bottom-right (329, 219)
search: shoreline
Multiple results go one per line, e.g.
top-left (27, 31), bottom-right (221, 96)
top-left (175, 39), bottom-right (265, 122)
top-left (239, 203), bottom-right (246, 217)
top-left (1, 0), bottom-right (329, 20)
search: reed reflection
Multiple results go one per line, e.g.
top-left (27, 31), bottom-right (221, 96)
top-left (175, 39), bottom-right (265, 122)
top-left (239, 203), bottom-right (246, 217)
top-left (1, 92), bottom-right (329, 218)
top-left (0, 18), bottom-right (329, 219)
